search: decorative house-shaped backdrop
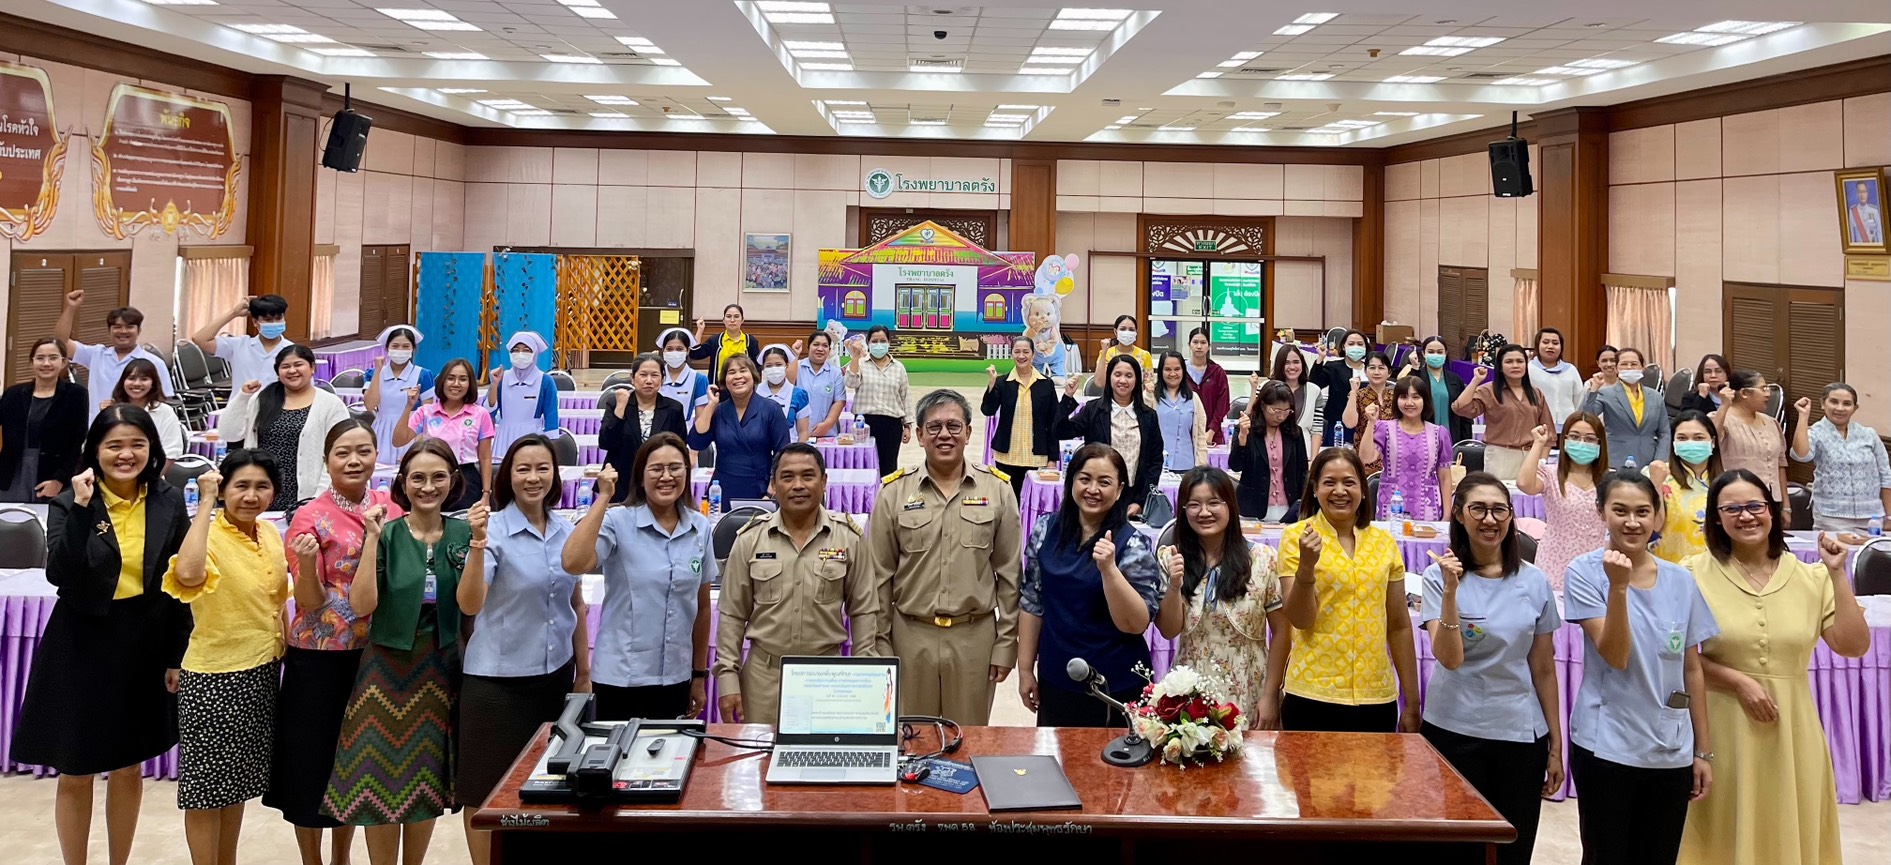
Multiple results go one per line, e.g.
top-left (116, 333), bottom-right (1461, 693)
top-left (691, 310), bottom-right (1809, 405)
top-left (818, 221), bottom-right (1035, 358)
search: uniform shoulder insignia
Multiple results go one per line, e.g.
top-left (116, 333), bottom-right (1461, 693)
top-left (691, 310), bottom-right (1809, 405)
top-left (984, 464), bottom-right (1011, 482)
top-left (881, 466), bottom-right (913, 484)
top-left (735, 515), bottom-right (770, 536)
top-left (828, 512), bottom-right (863, 536)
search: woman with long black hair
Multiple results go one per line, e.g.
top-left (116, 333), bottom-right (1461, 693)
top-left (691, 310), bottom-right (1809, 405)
top-left (218, 344), bottom-right (353, 510)
top-left (1055, 354), bottom-right (1162, 520)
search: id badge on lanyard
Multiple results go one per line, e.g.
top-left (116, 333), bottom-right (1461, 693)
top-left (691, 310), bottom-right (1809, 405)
top-left (423, 543), bottom-right (438, 604)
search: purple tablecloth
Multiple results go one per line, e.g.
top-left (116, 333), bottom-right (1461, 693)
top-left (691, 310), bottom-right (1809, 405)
top-left (814, 439), bottom-right (879, 472)
top-left (690, 468), bottom-right (879, 514)
top-left (315, 343), bottom-right (384, 381)
top-left (337, 389), bottom-right (601, 412)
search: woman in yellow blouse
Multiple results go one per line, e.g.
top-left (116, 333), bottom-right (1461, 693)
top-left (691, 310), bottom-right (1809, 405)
top-left (1277, 448), bottom-right (1422, 732)
top-left (1649, 411), bottom-right (1724, 563)
top-left (1090, 314), bottom-right (1153, 392)
top-left (1678, 469), bottom-right (1870, 865)
top-left (164, 450), bottom-right (291, 865)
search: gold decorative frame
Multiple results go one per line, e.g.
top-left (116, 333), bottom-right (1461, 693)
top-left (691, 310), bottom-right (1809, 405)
top-left (91, 84), bottom-right (241, 240)
top-left (0, 60), bottom-right (67, 242)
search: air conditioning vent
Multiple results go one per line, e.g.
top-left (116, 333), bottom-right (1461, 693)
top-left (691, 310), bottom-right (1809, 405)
top-left (355, 43), bottom-right (409, 52)
top-left (1279, 125), bottom-right (1312, 130)
top-left (911, 115), bottom-right (948, 123)
top-left (1237, 66), bottom-right (1286, 74)
top-left (1459, 72), bottom-right (1506, 79)
top-left (908, 57), bottom-right (964, 70)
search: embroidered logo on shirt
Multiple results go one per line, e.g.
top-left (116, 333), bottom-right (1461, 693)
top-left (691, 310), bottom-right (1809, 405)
top-left (690, 557), bottom-right (702, 574)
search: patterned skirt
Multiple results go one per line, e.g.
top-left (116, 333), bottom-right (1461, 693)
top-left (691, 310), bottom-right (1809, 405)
top-left (320, 613), bottom-right (460, 825)
top-left (178, 660), bottom-right (280, 810)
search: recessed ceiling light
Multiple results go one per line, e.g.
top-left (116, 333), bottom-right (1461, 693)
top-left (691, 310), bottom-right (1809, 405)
top-left (312, 47), bottom-right (374, 56)
top-left (758, 0), bottom-right (828, 9)
top-left (800, 62), bottom-right (853, 70)
top-left (709, 96), bottom-right (733, 101)
top-left (271, 34), bottom-right (338, 44)
top-left (1103, 124), bottom-right (1121, 130)
top-left (1274, 25), bottom-right (1315, 35)
top-left (1031, 46), bottom-right (1093, 56)
top-left (1026, 55), bottom-right (1084, 64)
top-left (1698, 20), bottom-right (1800, 35)
top-left (784, 41), bottom-right (845, 51)
top-left (589, 111), bottom-right (628, 118)
top-left (837, 118), bottom-right (876, 124)
top-left (478, 99), bottom-right (534, 108)
top-left (1276, 72), bottom-right (1334, 80)
top-left (651, 58), bottom-right (681, 66)
top-left (912, 65), bottom-right (961, 73)
top-left (1227, 111), bottom-right (1279, 119)
top-left (1372, 111), bottom-right (1419, 116)
top-left (376, 9), bottom-right (453, 21)
top-left (1567, 57), bottom-right (1636, 69)
top-left (1383, 74), bottom-right (1446, 83)
top-left (725, 107), bottom-right (751, 115)
top-left (987, 114), bottom-right (1029, 122)
top-left (1056, 8), bottom-right (1131, 20)
top-left (909, 119), bottom-right (948, 126)
top-left (1049, 19), bottom-right (1116, 30)
top-left (1231, 51), bottom-right (1261, 60)
top-left (436, 88), bottom-right (487, 94)
top-left (586, 95), bottom-right (639, 105)
top-left (232, 23), bottom-right (309, 35)
top-left (1537, 66), bottom-right (1600, 76)
top-left (1231, 127), bottom-right (1271, 133)
top-left (1399, 46), bottom-right (1473, 56)
top-left (510, 109), bottom-right (554, 116)
top-left (425, 51), bottom-right (487, 60)
top-left (1655, 31), bottom-right (1747, 46)
top-left (570, 7), bottom-right (615, 18)
top-left (617, 36), bottom-right (655, 47)
top-left (1330, 119), bottom-right (1379, 127)
top-left (1162, 126), bottom-right (1196, 131)
top-left (1294, 13), bottom-right (1337, 24)
top-left (1019, 66), bottom-right (1074, 74)
top-left (1426, 36), bottom-right (1505, 47)
top-left (1115, 115), bottom-right (1140, 123)
top-left (1217, 59), bottom-right (1245, 68)
top-left (825, 100), bottom-right (866, 105)
top-left (143, 0), bottom-right (218, 5)
top-left (1491, 76), bottom-right (1557, 86)
top-left (793, 50), bottom-right (850, 58)
top-left (760, 2), bottom-right (835, 24)
top-left (1196, 71), bottom-right (1224, 78)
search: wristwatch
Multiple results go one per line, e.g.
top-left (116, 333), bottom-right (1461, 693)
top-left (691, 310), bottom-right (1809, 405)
top-left (691, 669), bottom-right (709, 680)
top-left (1694, 750), bottom-right (1715, 762)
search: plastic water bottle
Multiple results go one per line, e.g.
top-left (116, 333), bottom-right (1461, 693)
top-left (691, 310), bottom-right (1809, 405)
top-left (854, 416), bottom-right (868, 440)
top-left (1332, 419), bottom-right (1349, 450)
top-left (1389, 490), bottom-right (1408, 536)
top-left (212, 439), bottom-right (227, 464)
top-left (1624, 454), bottom-right (1638, 471)
top-left (708, 481), bottom-right (723, 517)
top-left (183, 478), bottom-right (199, 513)
top-left (575, 481), bottom-right (593, 510)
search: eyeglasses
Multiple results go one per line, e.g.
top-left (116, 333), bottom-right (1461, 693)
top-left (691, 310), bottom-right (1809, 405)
top-left (645, 463), bottom-right (689, 478)
top-left (1716, 502), bottom-right (1769, 517)
top-left (1563, 434), bottom-right (1601, 445)
top-left (922, 421), bottom-right (967, 436)
top-left (1464, 504), bottom-right (1512, 521)
top-left (1182, 499), bottom-right (1226, 514)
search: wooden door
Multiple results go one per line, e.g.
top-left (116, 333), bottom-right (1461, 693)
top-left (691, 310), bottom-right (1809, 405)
top-left (7, 251), bottom-right (131, 386)
top-left (356, 244), bottom-right (412, 339)
top-left (358, 246), bottom-right (385, 340)
top-left (1723, 282), bottom-right (1844, 484)
top-left (1437, 267), bottom-right (1463, 355)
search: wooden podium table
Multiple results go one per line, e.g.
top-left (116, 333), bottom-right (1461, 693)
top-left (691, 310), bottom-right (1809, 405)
top-left (474, 725), bottom-right (1515, 865)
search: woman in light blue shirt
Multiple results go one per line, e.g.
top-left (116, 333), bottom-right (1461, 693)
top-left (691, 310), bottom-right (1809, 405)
top-left (455, 433), bottom-right (586, 865)
top-left (1420, 472), bottom-right (1563, 865)
top-left (756, 345), bottom-right (812, 442)
top-left (791, 330), bottom-right (847, 437)
top-left (562, 431), bottom-right (714, 722)
top-left (656, 328), bottom-right (710, 412)
top-left (1153, 351), bottom-right (1208, 472)
top-left (1563, 470), bottom-right (1719, 865)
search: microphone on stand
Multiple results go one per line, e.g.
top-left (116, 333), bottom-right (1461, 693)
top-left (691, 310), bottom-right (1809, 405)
top-left (1066, 658), bottom-right (1154, 767)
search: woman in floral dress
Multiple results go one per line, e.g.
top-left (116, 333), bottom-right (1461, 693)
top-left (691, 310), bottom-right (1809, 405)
top-left (1515, 413), bottom-right (1608, 591)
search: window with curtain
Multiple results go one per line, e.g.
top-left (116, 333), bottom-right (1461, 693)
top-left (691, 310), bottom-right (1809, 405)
top-left (178, 250), bottom-right (251, 342)
top-left (1511, 269), bottom-right (1539, 341)
top-left (311, 249), bottom-right (338, 340)
top-left (1603, 276), bottom-right (1676, 375)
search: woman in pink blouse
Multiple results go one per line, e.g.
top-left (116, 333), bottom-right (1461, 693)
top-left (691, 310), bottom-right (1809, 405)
top-left (1715, 369), bottom-right (1790, 507)
top-left (264, 419), bottom-right (405, 863)
top-left (1515, 412), bottom-right (1609, 591)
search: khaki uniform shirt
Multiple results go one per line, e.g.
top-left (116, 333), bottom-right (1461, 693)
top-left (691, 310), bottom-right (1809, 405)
top-left (865, 461), bottom-right (1023, 666)
top-left (714, 508), bottom-right (879, 697)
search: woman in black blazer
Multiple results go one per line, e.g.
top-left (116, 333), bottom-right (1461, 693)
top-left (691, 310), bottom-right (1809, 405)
top-left (1054, 354), bottom-right (1162, 519)
top-left (1307, 329), bottom-right (1372, 447)
top-left (11, 404), bottom-right (191, 864)
top-left (1399, 335), bottom-right (1473, 444)
top-left (686, 303), bottom-right (763, 382)
top-left (981, 336), bottom-right (1060, 499)
top-left (1230, 381), bottom-right (1308, 520)
top-left (1675, 352), bottom-right (1731, 416)
top-left (599, 353), bottom-right (687, 503)
top-left (0, 337), bottom-right (90, 503)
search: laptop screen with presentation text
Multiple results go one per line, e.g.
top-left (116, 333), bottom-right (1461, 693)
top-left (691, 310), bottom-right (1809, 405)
top-left (775, 658), bottom-right (898, 745)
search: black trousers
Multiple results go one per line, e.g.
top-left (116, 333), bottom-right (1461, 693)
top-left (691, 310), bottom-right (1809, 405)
top-left (1422, 722), bottom-right (1549, 865)
top-left (994, 462), bottom-right (1030, 500)
top-left (1035, 684), bottom-right (1138, 729)
top-left (450, 463), bottom-right (484, 510)
top-left (1279, 693), bottom-right (1398, 732)
top-left (593, 681), bottom-right (692, 721)
top-left (863, 413), bottom-right (905, 475)
top-left (1568, 744), bottom-right (1693, 865)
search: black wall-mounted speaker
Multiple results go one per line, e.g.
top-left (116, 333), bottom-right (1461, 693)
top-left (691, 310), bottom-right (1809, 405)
top-left (1489, 137), bottom-right (1532, 198)
top-left (321, 109), bottom-right (373, 172)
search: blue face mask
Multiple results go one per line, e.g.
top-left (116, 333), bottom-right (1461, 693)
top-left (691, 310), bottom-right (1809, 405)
top-left (868, 343), bottom-right (890, 359)
top-left (1562, 441), bottom-right (1602, 465)
top-left (1344, 346), bottom-right (1367, 362)
top-left (1674, 441), bottom-right (1715, 465)
top-left (259, 321), bottom-right (287, 340)
top-left (1424, 352), bottom-right (1447, 369)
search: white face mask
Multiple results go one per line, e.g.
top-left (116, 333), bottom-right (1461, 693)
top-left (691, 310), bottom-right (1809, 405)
top-left (663, 350), bottom-right (688, 369)
top-left (1619, 369), bottom-right (1644, 385)
top-left (510, 351), bottom-right (535, 370)
top-left (763, 367), bottom-right (787, 386)
top-left (1116, 329), bottom-right (1137, 346)
top-left (387, 349), bottom-right (413, 365)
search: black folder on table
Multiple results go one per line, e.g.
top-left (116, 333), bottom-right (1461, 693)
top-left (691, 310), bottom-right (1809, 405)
top-left (971, 756), bottom-right (1082, 812)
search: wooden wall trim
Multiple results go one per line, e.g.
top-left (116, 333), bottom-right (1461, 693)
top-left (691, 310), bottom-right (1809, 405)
top-left (180, 245), bottom-right (254, 260)
top-left (247, 76), bottom-right (326, 343)
top-left (1383, 121), bottom-right (1538, 166)
top-left (1609, 56), bottom-right (1891, 132)
top-left (1534, 107), bottom-right (1611, 376)
top-left (0, 12), bottom-right (251, 100)
top-left (314, 244), bottom-right (341, 257)
top-left (1510, 268), bottom-right (1539, 281)
top-left (1009, 157), bottom-right (1057, 266)
top-left (1354, 162), bottom-right (1385, 331)
top-left (1601, 273), bottom-right (1676, 289)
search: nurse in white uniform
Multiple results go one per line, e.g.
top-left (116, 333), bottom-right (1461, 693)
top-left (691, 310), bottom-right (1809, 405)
top-left (360, 326), bottom-right (435, 465)
top-left (487, 331), bottom-right (561, 460)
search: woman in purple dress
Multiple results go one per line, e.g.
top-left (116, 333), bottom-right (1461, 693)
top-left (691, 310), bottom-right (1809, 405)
top-left (1356, 375), bottom-right (1455, 521)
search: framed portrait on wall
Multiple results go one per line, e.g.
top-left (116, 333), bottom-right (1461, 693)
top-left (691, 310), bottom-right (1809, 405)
top-left (1834, 169), bottom-right (1887, 255)
top-left (744, 232), bottom-right (791, 292)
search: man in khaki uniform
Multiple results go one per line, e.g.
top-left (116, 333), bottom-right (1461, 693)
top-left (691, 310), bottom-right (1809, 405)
top-left (716, 443), bottom-right (880, 725)
top-left (866, 389), bottom-right (1022, 726)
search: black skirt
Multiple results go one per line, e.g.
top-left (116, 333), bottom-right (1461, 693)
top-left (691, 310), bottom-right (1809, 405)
top-left (455, 660), bottom-right (575, 806)
top-left (263, 645), bottom-right (363, 828)
top-left (10, 593), bottom-right (181, 775)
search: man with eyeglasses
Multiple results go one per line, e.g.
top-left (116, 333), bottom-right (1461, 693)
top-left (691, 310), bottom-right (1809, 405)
top-left (714, 444), bottom-right (881, 725)
top-left (865, 389), bottom-right (1022, 725)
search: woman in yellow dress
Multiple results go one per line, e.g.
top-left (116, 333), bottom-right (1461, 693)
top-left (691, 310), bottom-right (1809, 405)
top-left (1649, 411), bottom-right (1723, 564)
top-left (1679, 469), bottom-right (1870, 865)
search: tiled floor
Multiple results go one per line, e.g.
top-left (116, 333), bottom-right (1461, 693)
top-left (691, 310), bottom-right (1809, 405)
top-left (8, 378), bottom-right (1888, 863)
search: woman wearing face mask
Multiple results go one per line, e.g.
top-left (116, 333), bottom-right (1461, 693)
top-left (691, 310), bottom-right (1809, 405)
top-left (1308, 329), bottom-right (1372, 447)
top-left (1153, 467), bottom-right (1291, 729)
top-left (1789, 383), bottom-right (1891, 534)
top-left (1677, 471), bottom-right (1869, 865)
top-left (1595, 345), bottom-right (1621, 388)
top-left (1648, 412), bottom-right (1724, 564)
top-left (1016, 443), bottom-right (1163, 727)
top-left (1452, 344), bottom-right (1556, 481)
top-left (1677, 354), bottom-right (1731, 416)
top-left (689, 356), bottom-right (791, 501)
top-left (0, 337), bottom-right (88, 503)
top-left (1277, 448), bottom-right (1421, 733)
top-left (793, 331), bottom-right (846, 437)
top-left (656, 328), bottom-right (710, 412)
top-left (983, 336), bottom-right (1058, 500)
top-left (1184, 328), bottom-right (1230, 446)
top-left (564, 434), bottom-right (715, 721)
top-left (1582, 347), bottom-right (1671, 470)
top-left (598, 354), bottom-right (685, 505)
top-left (163, 450), bottom-right (289, 865)
top-left (1154, 351), bottom-right (1208, 473)
top-left (218, 344), bottom-right (353, 512)
top-left (269, 420), bottom-right (398, 864)
top-left (1340, 351), bottom-right (1396, 475)
top-left (689, 304), bottom-right (762, 383)
top-left (108, 359), bottom-right (186, 470)
top-left (1356, 375), bottom-right (1455, 522)
top-left (1232, 381), bottom-right (1308, 522)
top-left (323, 439), bottom-right (473, 863)
top-left (1420, 473), bottom-right (1565, 865)
top-left (456, 435), bottom-right (588, 865)
top-left (395, 358), bottom-right (495, 510)
top-left (361, 327), bottom-right (436, 466)
top-left (486, 331), bottom-right (561, 461)
top-left (1517, 414), bottom-right (1609, 592)
top-left (755, 345), bottom-right (812, 442)
top-left (12, 406), bottom-right (191, 865)
top-left (1713, 370), bottom-right (1789, 505)
top-left (1263, 342), bottom-right (1324, 446)
top-left (1090, 314), bottom-right (1153, 393)
top-left (1564, 471), bottom-right (1717, 865)
top-left (1055, 355), bottom-right (1162, 520)
top-left (1528, 327), bottom-right (1584, 427)
top-left (1399, 335), bottom-right (1471, 444)
top-left (844, 326), bottom-right (911, 477)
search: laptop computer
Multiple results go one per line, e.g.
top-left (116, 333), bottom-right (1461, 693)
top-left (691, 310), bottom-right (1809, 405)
top-left (764, 656), bottom-right (901, 785)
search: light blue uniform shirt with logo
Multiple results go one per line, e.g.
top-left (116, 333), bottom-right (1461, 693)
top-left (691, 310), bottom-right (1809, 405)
top-left (796, 358), bottom-right (845, 430)
top-left (591, 504), bottom-right (717, 688)
top-left (1563, 549), bottom-right (1719, 769)
top-left (464, 506), bottom-right (582, 678)
top-left (1155, 391), bottom-right (1198, 472)
top-left (1420, 561), bottom-right (1563, 742)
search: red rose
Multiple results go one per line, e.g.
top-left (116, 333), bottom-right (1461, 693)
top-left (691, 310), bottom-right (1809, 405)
top-left (1214, 703), bottom-right (1242, 729)
top-left (1181, 697), bottom-right (1211, 722)
top-left (1154, 694), bottom-right (1187, 723)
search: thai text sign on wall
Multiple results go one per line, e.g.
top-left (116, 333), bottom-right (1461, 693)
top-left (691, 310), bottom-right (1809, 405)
top-left (92, 84), bottom-right (240, 239)
top-left (0, 60), bottom-right (66, 241)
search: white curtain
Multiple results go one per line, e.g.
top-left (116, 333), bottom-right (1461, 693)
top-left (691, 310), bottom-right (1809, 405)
top-left (1512, 277), bottom-right (1539, 342)
top-left (310, 253), bottom-right (337, 340)
top-left (180, 256), bottom-right (250, 341)
top-left (1605, 283), bottom-right (1675, 374)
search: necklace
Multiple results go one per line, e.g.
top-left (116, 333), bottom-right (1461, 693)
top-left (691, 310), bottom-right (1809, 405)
top-left (1731, 556), bottom-right (1772, 593)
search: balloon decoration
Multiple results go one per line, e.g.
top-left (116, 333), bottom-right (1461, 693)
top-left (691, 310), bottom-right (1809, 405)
top-left (1024, 254), bottom-right (1083, 380)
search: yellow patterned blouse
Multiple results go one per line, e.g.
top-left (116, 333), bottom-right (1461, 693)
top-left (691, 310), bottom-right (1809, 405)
top-left (1653, 469), bottom-right (1712, 564)
top-left (1276, 512), bottom-right (1402, 705)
